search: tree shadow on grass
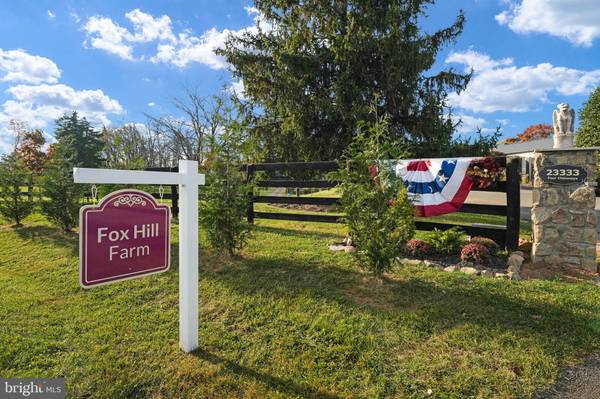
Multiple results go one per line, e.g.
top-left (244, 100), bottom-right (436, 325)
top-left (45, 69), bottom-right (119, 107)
top-left (13, 225), bottom-right (78, 254)
top-left (193, 348), bottom-right (342, 399)
top-left (202, 252), bottom-right (600, 373)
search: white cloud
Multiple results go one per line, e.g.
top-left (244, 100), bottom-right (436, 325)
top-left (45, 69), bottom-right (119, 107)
top-left (0, 49), bottom-right (124, 153)
top-left (0, 49), bottom-right (61, 84)
top-left (445, 50), bottom-right (600, 113)
top-left (3, 84), bottom-right (123, 128)
top-left (445, 50), bottom-right (513, 73)
top-left (125, 9), bottom-right (176, 43)
top-left (47, 10), bottom-right (56, 20)
top-left (455, 114), bottom-right (487, 134)
top-left (83, 16), bottom-right (135, 60)
top-left (70, 11), bottom-right (81, 23)
top-left (496, 0), bottom-right (600, 47)
top-left (147, 102), bottom-right (155, 107)
top-left (229, 79), bottom-right (246, 100)
top-left (82, 7), bottom-right (269, 69)
top-left (152, 28), bottom-right (231, 69)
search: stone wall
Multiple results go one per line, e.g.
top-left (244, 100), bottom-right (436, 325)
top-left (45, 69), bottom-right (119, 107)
top-left (531, 149), bottom-right (598, 272)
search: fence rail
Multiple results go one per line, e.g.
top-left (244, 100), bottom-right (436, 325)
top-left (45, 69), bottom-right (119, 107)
top-left (244, 158), bottom-right (521, 251)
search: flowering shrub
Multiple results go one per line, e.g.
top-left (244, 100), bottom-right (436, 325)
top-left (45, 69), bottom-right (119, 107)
top-left (405, 239), bottom-right (432, 258)
top-left (467, 157), bottom-right (503, 189)
top-left (469, 236), bottom-right (499, 255)
top-left (460, 243), bottom-right (490, 263)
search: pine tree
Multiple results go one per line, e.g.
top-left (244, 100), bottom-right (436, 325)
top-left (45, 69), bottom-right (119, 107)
top-left (218, 0), bottom-right (471, 160)
top-left (200, 103), bottom-right (252, 256)
top-left (54, 112), bottom-right (104, 167)
top-left (0, 155), bottom-right (35, 226)
top-left (39, 157), bottom-right (84, 232)
top-left (575, 87), bottom-right (600, 147)
top-left (40, 113), bottom-right (104, 232)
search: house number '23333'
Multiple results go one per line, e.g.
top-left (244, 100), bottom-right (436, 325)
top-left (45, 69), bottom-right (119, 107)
top-left (540, 164), bottom-right (587, 184)
top-left (546, 168), bottom-right (580, 177)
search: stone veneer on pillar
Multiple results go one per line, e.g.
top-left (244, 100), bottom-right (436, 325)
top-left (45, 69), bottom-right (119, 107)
top-left (531, 149), bottom-right (598, 272)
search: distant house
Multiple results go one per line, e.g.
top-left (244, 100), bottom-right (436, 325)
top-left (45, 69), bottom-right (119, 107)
top-left (495, 137), bottom-right (556, 181)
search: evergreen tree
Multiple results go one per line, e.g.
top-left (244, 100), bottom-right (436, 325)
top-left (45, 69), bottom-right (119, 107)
top-left (40, 113), bottom-right (103, 232)
top-left (39, 157), bottom-right (84, 232)
top-left (332, 113), bottom-right (415, 276)
top-left (0, 155), bottom-right (35, 226)
top-left (218, 0), bottom-right (471, 160)
top-left (201, 102), bottom-right (253, 256)
top-left (54, 112), bottom-right (104, 167)
top-left (575, 87), bottom-right (600, 147)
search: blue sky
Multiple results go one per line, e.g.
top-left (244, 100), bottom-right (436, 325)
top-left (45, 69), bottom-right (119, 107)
top-left (0, 0), bottom-right (599, 153)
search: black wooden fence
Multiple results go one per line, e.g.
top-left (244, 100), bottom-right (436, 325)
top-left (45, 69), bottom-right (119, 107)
top-left (245, 158), bottom-right (521, 251)
top-left (144, 166), bottom-right (179, 217)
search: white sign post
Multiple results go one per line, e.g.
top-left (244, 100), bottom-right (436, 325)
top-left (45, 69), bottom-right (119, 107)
top-left (73, 160), bottom-right (205, 353)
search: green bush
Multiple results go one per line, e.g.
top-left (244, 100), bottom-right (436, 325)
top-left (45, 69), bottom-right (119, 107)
top-left (424, 227), bottom-right (467, 256)
top-left (0, 155), bottom-right (35, 226)
top-left (333, 116), bottom-right (415, 276)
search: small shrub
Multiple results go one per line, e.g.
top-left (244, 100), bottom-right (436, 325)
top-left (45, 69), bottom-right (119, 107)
top-left (0, 155), bottom-right (35, 226)
top-left (424, 227), bottom-right (467, 255)
top-left (469, 236), bottom-right (499, 255)
top-left (405, 239), bottom-right (432, 258)
top-left (460, 243), bottom-right (490, 263)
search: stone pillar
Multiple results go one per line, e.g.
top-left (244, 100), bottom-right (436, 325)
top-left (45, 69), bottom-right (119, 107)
top-left (531, 149), bottom-right (598, 272)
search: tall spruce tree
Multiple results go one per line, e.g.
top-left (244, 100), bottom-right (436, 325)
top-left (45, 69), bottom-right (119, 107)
top-left (218, 0), bottom-right (471, 160)
top-left (54, 112), bottom-right (104, 167)
top-left (575, 87), bottom-right (600, 147)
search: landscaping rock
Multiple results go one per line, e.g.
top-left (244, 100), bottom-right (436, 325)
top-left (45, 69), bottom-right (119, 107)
top-left (398, 258), bottom-right (423, 266)
top-left (329, 244), bottom-right (355, 252)
top-left (508, 271), bottom-right (521, 281)
top-left (494, 272), bottom-right (510, 279)
top-left (329, 244), bottom-right (347, 251)
top-left (507, 252), bottom-right (525, 274)
top-left (460, 267), bottom-right (479, 275)
top-left (423, 260), bottom-right (443, 269)
top-left (480, 269), bottom-right (494, 278)
top-left (443, 265), bottom-right (458, 272)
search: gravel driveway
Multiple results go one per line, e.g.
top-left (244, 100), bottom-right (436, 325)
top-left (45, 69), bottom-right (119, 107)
top-left (533, 354), bottom-right (600, 399)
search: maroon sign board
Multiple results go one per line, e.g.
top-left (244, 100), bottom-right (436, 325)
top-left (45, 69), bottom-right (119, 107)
top-left (79, 189), bottom-right (170, 288)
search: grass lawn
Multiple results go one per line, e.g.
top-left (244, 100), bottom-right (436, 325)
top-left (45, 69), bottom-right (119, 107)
top-left (1, 213), bottom-right (599, 398)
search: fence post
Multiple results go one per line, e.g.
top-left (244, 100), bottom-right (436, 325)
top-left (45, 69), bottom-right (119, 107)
top-left (505, 157), bottom-right (521, 251)
top-left (247, 164), bottom-right (255, 224)
top-left (170, 184), bottom-right (179, 218)
top-left (27, 175), bottom-right (33, 201)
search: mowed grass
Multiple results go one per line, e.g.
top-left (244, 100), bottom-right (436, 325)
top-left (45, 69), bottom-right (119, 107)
top-left (1, 213), bottom-right (600, 398)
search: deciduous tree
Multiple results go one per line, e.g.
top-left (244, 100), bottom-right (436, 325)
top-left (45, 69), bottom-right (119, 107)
top-left (14, 129), bottom-right (47, 173)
